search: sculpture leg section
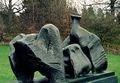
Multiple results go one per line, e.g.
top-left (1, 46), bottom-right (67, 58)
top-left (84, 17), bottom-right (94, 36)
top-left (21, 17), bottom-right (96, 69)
top-left (87, 34), bottom-right (108, 73)
top-left (69, 32), bottom-right (108, 73)
top-left (63, 44), bottom-right (92, 78)
top-left (9, 42), bottom-right (35, 83)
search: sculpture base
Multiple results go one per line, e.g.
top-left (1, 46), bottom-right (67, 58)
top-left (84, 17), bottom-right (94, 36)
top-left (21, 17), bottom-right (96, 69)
top-left (11, 71), bottom-right (118, 83)
top-left (67, 71), bottom-right (118, 83)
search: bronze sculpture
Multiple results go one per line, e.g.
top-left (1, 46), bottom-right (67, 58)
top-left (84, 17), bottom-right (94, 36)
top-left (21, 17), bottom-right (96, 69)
top-left (62, 15), bottom-right (107, 73)
top-left (9, 15), bottom-right (109, 83)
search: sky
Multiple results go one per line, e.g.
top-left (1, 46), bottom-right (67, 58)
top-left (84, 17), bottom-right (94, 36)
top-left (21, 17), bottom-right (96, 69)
top-left (67, 0), bottom-right (109, 14)
top-left (5, 0), bottom-right (109, 7)
top-left (11, 0), bottom-right (22, 4)
top-left (1, 0), bottom-right (22, 5)
top-left (10, 0), bottom-right (109, 15)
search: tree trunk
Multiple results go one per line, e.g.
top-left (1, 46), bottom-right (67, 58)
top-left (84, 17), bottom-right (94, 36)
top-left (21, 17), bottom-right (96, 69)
top-left (110, 0), bottom-right (116, 15)
top-left (8, 0), bottom-right (13, 33)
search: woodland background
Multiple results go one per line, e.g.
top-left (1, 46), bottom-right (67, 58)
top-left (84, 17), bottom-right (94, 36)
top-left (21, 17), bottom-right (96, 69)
top-left (0, 0), bottom-right (120, 54)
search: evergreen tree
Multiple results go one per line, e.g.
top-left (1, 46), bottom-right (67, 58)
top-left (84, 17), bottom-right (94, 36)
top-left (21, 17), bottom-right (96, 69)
top-left (81, 7), bottom-right (120, 45)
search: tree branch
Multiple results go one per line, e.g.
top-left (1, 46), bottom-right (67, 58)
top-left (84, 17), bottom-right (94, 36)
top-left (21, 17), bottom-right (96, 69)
top-left (12, 6), bottom-right (24, 13)
top-left (82, 2), bottom-right (109, 6)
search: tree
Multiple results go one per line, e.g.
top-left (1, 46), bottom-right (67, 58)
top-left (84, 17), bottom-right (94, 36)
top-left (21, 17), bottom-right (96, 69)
top-left (117, 12), bottom-right (120, 24)
top-left (81, 6), bottom-right (96, 31)
top-left (109, 0), bottom-right (117, 15)
top-left (0, 15), bottom-right (5, 41)
top-left (19, 0), bottom-right (77, 39)
top-left (81, 6), bottom-right (120, 45)
top-left (0, 0), bottom-right (24, 33)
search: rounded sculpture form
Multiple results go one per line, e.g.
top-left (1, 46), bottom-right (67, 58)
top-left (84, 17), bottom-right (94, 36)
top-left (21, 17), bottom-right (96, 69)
top-left (63, 44), bottom-right (92, 78)
top-left (9, 24), bottom-right (65, 83)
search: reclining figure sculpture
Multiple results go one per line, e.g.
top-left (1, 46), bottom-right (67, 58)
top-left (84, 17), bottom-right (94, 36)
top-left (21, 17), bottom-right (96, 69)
top-left (9, 15), bottom-right (107, 83)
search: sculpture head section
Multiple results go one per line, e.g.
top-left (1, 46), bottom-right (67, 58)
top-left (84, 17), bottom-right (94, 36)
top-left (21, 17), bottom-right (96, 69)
top-left (71, 15), bottom-right (81, 24)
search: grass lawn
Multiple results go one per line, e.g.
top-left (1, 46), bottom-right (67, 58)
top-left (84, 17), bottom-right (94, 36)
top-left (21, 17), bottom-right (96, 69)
top-left (0, 45), bottom-right (16, 83)
top-left (0, 45), bottom-right (120, 83)
top-left (107, 53), bottom-right (120, 83)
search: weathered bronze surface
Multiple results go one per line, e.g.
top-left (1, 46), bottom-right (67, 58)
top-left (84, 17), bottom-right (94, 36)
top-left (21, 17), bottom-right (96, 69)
top-left (63, 44), bottom-right (91, 78)
top-left (9, 24), bottom-right (65, 83)
top-left (62, 15), bottom-right (108, 73)
top-left (9, 15), bottom-right (109, 83)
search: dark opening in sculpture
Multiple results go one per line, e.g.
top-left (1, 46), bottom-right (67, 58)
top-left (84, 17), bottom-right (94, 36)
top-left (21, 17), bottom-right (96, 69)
top-left (9, 15), bottom-right (118, 83)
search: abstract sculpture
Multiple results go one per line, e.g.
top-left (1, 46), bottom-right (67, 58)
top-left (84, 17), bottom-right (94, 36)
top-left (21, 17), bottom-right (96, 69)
top-left (62, 15), bottom-right (107, 73)
top-left (9, 15), bottom-right (108, 83)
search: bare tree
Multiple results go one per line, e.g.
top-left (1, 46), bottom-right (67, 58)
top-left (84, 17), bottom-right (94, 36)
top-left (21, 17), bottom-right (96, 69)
top-left (0, 0), bottom-right (24, 33)
top-left (19, 0), bottom-right (74, 38)
top-left (109, 0), bottom-right (116, 15)
top-left (80, 0), bottom-right (120, 15)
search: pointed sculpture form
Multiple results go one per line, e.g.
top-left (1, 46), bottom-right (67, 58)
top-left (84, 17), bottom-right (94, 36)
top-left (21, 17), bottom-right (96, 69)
top-left (9, 24), bottom-right (65, 83)
top-left (62, 15), bottom-right (107, 73)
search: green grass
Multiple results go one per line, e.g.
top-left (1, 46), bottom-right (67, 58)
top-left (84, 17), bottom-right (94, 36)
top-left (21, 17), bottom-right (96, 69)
top-left (0, 45), bottom-right (42, 83)
top-left (107, 53), bottom-right (120, 83)
top-left (0, 45), bottom-right (16, 83)
top-left (0, 45), bottom-right (120, 83)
